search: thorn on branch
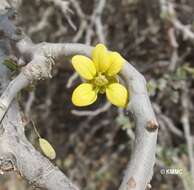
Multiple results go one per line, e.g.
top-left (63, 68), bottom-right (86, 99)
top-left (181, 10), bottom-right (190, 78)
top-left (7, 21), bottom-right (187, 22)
top-left (127, 177), bottom-right (136, 189)
top-left (146, 119), bottom-right (159, 132)
top-left (146, 183), bottom-right (152, 189)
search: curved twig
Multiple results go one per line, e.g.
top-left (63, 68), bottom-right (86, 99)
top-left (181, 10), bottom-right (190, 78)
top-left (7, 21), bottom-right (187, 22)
top-left (0, 40), bottom-right (158, 190)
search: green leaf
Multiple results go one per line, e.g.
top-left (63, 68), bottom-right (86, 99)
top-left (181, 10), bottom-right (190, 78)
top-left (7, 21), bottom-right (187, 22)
top-left (183, 65), bottom-right (194, 76)
top-left (39, 138), bottom-right (56, 160)
top-left (3, 59), bottom-right (18, 71)
top-left (146, 80), bottom-right (157, 96)
top-left (173, 67), bottom-right (187, 80)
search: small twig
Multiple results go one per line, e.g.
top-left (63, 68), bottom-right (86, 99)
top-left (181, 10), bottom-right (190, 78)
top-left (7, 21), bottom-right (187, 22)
top-left (45, 0), bottom-right (76, 30)
top-left (31, 120), bottom-right (41, 138)
top-left (160, 0), bottom-right (194, 41)
top-left (29, 7), bottom-right (54, 35)
top-left (160, 0), bottom-right (194, 71)
top-left (153, 103), bottom-right (183, 138)
top-left (24, 91), bottom-right (35, 116)
top-left (66, 72), bottom-right (79, 88)
top-left (93, 0), bottom-right (106, 43)
top-left (71, 0), bottom-right (106, 43)
top-left (71, 102), bottom-right (111, 117)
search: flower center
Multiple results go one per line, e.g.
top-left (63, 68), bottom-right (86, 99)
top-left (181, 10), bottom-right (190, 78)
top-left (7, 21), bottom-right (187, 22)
top-left (94, 73), bottom-right (108, 87)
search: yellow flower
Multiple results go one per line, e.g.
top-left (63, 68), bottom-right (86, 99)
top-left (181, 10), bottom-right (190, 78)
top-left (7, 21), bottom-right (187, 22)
top-left (71, 44), bottom-right (128, 108)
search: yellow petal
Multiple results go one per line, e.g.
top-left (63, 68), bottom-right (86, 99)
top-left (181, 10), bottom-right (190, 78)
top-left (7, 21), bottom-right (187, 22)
top-left (72, 83), bottom-right (97, 106)
top-left (72, 55), bottom-right (96, 80)
top-left (39, 138), bottom-right (56, 160)
top-left (92, 44), bottom-right (111, 73)
top-left (106, 83), bottom-right (128, 107)
top-left (106, 52), bottom-right (125, 76)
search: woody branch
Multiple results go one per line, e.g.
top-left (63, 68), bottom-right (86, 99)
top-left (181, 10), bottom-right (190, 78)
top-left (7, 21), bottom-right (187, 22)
top-left (0, 39), bottom-right (158, 190)
top-left (0, 1), bottom-right (158, 190)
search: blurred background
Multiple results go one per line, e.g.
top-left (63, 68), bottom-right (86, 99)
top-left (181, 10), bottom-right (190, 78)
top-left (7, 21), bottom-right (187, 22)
top-left (0, 0), bottom-right (194, 189)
